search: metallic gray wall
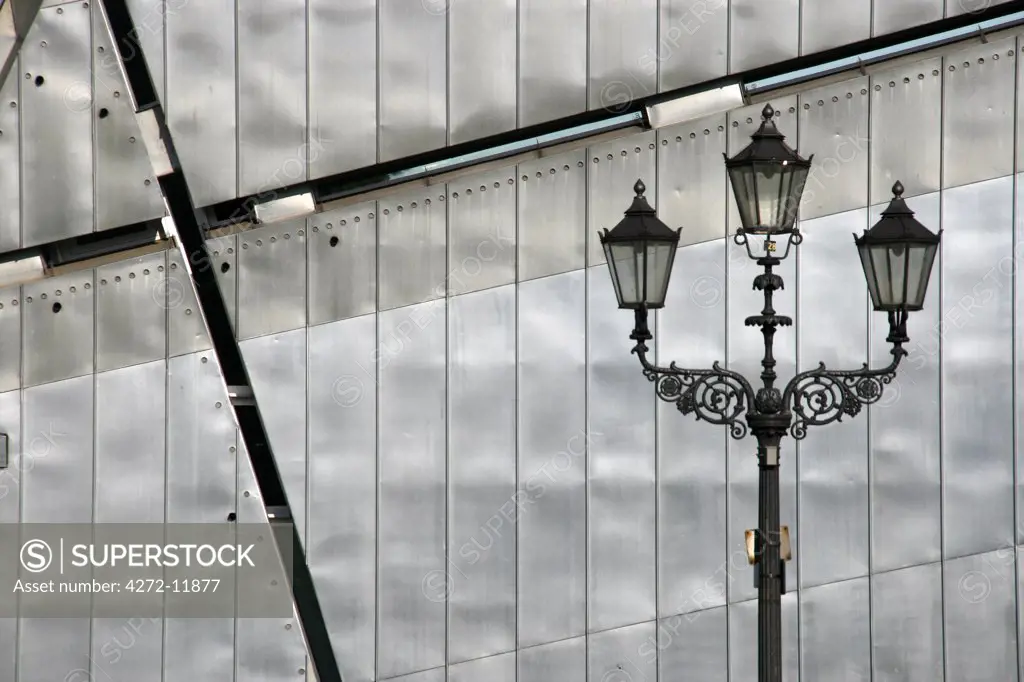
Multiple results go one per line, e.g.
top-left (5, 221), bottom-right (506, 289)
top-left (0, 0), bottom-right (1015, 253)
top-left (1, 32), bottom-right (1023, 682)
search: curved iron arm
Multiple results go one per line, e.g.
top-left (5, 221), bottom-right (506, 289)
top-left (782, 309), bottom-right (910, 440)
top-left (631, 308), bottom-right (756, 440)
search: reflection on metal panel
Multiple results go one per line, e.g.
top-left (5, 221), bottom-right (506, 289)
top-left (942, 39), bottom-right (1016, 190)
top-left (449, 651), bottom-right (516, 682)
top-left (308, 316), bottom-right (377, 682)
top-left (125, 0), bottom-right (163, 103)
top-left (657, 241), bottom-right (729, 618)
top-left (658, 0), bottom-right (728, 91)
top-left (588, 621), bottom-right (657, 682)
top-left (587, 131), bottom-right (657, 266)
top-left (378, 300), bottom-right (447, 677)
top-left (0, 56), bottom-right (18, 251)
top-left (658, 606), bottom-right (728, 682)
top-left (0, 285), bottom-right (19, 392)
top-left (801, 0), bottom-right (869, 55)
top-left (797, 77), bottom-right (869, 221)
top-left (448, 286), bottom-right (516, 662)
top-left (797, 209), bottom-right (870, 588)
top-left (873, 0), bottom-right (941, 34)
top-left (448, 166), bottom-right (517, 297)
top-left (449, 0), bottom-right (516, 144)
top-left (21, 3), bottom-right (93, 246)
top-left (869, 193), bottom-right (942, 572)
top-left (589, 0), bottom-right (657, 111)
top-left (387, 667), bottom-right (446, 682)
top-left (308, 0), bottom-right (377, 179)
top-left (945, 551), bottom-right (1017, 680)
top-left (588, 268), bottom-right (657, 631)
top-left (237, 0), bottom-right (307, 196)
top-left (518, 150), bottom-right (586, 282)
top-left (96, 253), bottom-right (167, 373)
top-left (167, 237), bottom-right (238, 357)
top-left (941, 177), bottom-right (1014, 558)
top-left (519, 636), bottom-right (586, 682)
top-left (308, 202), bottom-right (377, 326)
top-left (801, 578), bottom-right (871, 681)
top-left (729, 594), bottom-right (800, 680)
top-left (518, 0), bottom-right (587, 127)
top-left (241, 329), bottom-right (308, 541)
top-left (378, 0), bottom-right (446, 161)
top-left (871, 562), bottom-right (944, 681)
top-left (378, 188), bottom-right (447, 311)
top-left (23, 272), bottom-right (94, 387)
top-left (237, 220), bottom-right (307, 340)
top-left (165, 0), bottom-right (236, 206)
top-left (869, 58), bottom-right (942, 204)
top-left (518, 271), bottom-right (587, 646)
top-left (0, 389), bottom-right (16, 682)
top-left (93, 2), bottom-right (163, 232)
top-left (657, 115), bottom-right (728, 248)
top-left (730, 0), bottom-right (798, 72)
top-left (20, 375), bottom-right (93, 682)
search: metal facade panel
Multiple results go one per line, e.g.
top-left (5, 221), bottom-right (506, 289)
top-left (800, 578), bottom-right (871, 681)
top-left (0, 286), bottom-right (20, 392)
top-left (869, 58), bottom-right (942, 204)
top-left (377, 300), bottom-right (447, 678)
top-left (729, 0), bottom-right (799, 73)
top-left (869, 193), bottom-right (942, 572)
top-left (387, 668), bottom-right (447, 682)
top-left (308, 201), bottom-right (378, 326)
top-left (588, 0), bottom-right (657, 111)
top-left (449, 0), bottom-right (517, 144)
top-left (308, 315), bottom-right (377, 682)
top-left (518, 636), bottom-right (586, 682)
top-left (125, 0), bottom-right (164, 103)
top-left (1018, 176), bottom-right (1024, 546)
top-left (449, 651), bottom-right (516, 682)
top-left (656, 114), bottom-right (728, 249)
top-left (92, 2), bottom-right (164, 232)
top-left (871, 562), bottom-right (944, 681)
top-left (378, 188), bottom-right (447, 311)
top-left (19, 375), bottom-right (93, 682)
top-left (588, 621), bottom-right (657, 682)
top-left (23, 272), bottom-right (94, 387)
top-left (518, 149), bottom-right (586, 282)
top-left (448, 286), bottom-right (516, 662)
top-left (237, 220), bottom-right (307, 340)
top-left (587, 131), bottom-right (657, 266)
top-left (518, 0), bottom-right (587, 128)
top-left (872, 0), bottom-right (943, 36)
top-left (0, 57), bottom-right (19, 251)
top-left (797, 209), bottom-right (870, 588)
top-left (237, 0), bottom-right (307, 196)
top-left (658, 0), bottom-right (728, 91)
top-left (165, 0), bottom-right (236, 206)
top-left (943, 39), bottom-right (1016, 190)
top-left (657, 606), bottom-right (728, 682)
top-left (941, 176), bottom-right (1015, 558)
top-left (657, 240), bottom-right (729, 618)
top-left (21, 2), bottom-right (93, 246)
top-left (797, 77), bottom-right (870, 221)
top-left (308, 0), bottom-right (377, 179)
top-left (0, 390), bottom-right (16, 682)
top-left (801, 0), bottom-right (870, 55)
top-left (945, 550), bottom-right (1018, 680)
top-left (587, 267), bottom-right (657, 631)
top-left (729, 594), bottom-right (800, 680)
top-left (517, 271), bottom-right (587, 647)
top-left (96, 252), bottom-right (167, 373)
top-left (166, 236), bottom-right (237, 357)
top-left (241, 329), bottom-right (308, 541)
top-left (378, 0), bottom-right (446, 161)
top-left (448, 166), bottom-right (517, 297)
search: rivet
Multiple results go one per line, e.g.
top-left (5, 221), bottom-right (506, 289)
top-left (978, 58), bottom-right (984, 64)
top-left (874, 84), bottom-right (882, 91)
top-left (143, 269), bottom-right (150, 275)
top-left (861, 88), bottom-right (867, 94)
top-left (297, 229), bottom-right (304, 236)
top-left (732, 121), bottom-right (739, 127)
top-left (718, 125), bottom-right (724, 131)
top-left (114, 91), bottom-right (120, 98)
top-left (466, 189), bottom-right (472, 195)
top-left (8, 102), bottom-right (14, 108)
top-left (40, 293), bottom-right (46, 300)
top-left (963, 61), bottom-right (969, 68)
top-left (242, 243), bottom-right (249, 249)
top-left (703, 129), bottom-right (710, 135)
top-left (803, 103), bottom-right (810, 109)
top-left (355, 215), bottom-right (361, 221)
top-left (40, 41), bottom-right (47, 48)
top-left (100, 279), bottom-right (107, 285)
top-left (832, 95), bottom-right (839, 102)
top-left (508, 178), bottom-right (515, 184)
top-left (689, 132), bottom-right (696, 139)
top-left (932, 69), bottom-right (939, 75)
top-left (171, 262), bottom-right (178, 269)
top-left (270, 236), bottom-right (277, 243)
top-left (215, 401), bottom-right (222, 408)
top-left (285, 624), bottom-right (292, 630)
top-left (57, 7), bottom-right (63, 13)
top-left (993, 54), bottom-right (999, 60)
top-left (788, 106), bottom-right (795, 113)
top-left (535, 171), bottom-right (542, 177)
top-left (312, 226), bottom-right (319, 232)
top-left (129, 272), bottom-right (136, 279)
top-left (144, 179), bottom-right (151, 186)
top-left (10, 300), bottom-right (15, 306)
top-left (606, 154), bottom-right (613, 160)
top-left (619, 151), bottom-right (626, 157)
top-left (634, 146), bottom-right (641, 153)
top-left (56, 290), bottom-right (62, 296)
top-left (284, 233), bottom-right (290, 239)
top-left (185, 309), bottom-right (192, 315)
top-left (422, 201), bottom-right (429, 206)
top-left (157, 266), bottom-right (163, 272)
top-left (888, 81), bottom-right (895, 87)
top-left (70, 286), bottom-right (76, 292)
top-left (746, 117), bottom-right (752, 124)
top-left (577, 161), bottom-right (584, 167)
top-left (661, 139), bottom-right (668, 145)
top-left (918, 74), bottom-right (924, 80)
top-left (25, 296), bottom-right (31, 303)
top-left (494, 181), bottom-right (501, 188)
top-left (846, 92), bottom-right (853, 98)
top-left (201, 357), bottom-right (208, 364)
top-left (244, 491), bottom-right (250, 497)
top-left (411, 201), bottom-right (418, 207)
top-left (817, 99), bottom-right (824, 106)
top-left (903, 77), bottom-right (910, 83)
top-left (649, 142), bottom-right (656, 149)
top-left (84, 283), bottom-right (91, 289)
top-left (256, 239), bottom-right (263, 246)
top-left (449, 194), bottom-right (457, 201)
top-left (522, 175), bottom-right (528, 181)
top-left (949, 65), bottom-right (955, 71)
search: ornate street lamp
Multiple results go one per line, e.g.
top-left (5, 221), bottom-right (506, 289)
top-left (603, 108), bottom-right (940, 682)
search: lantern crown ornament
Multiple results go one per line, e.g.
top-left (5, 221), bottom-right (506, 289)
top-left (854, 181), bottom-right (942, 312)
top-left (724, 103), bottom-right (813, 238)
top-left (598, 179), bottom-right (682, 310)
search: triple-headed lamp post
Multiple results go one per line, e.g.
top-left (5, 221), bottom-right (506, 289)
top-left (599, 104), bottom-right (941, 682)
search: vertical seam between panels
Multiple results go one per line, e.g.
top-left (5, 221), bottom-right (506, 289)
top-left (375, 0), bottom-right (381, 166)
top-left (233, 0), bottom-right (240, 198)
top-left (17, 50), bottom-right (22, 249)
top-left (304, 0), bottom-right (311, 184)
top-left (652, 130), bottom-right (660, 682)
top-left (444, 0), bottom-right (451, 148)
top-left (91, 2), bottom-right (98, 236)
top-left (14, 289), bottom-right (22, 682)
top-left (304, 281), bottom-right (312, 679)
top-left (374, 201), bottom-right (381, 682)
top-left (584, 138), bottom-right (592, 682)
top-left (723, 108), bottom-right (732, 682)
top-left (1012, 34), bottom-right (1021, 682)
top-left (89, 294), bottom-right (98, 682)
top-left (864, 70), bottom-right (875, 681)
top-left (513, 159), bottom-right (521, 676)
top-left (792, 97), bottom-right (802, 682)
top-left (938, 51), bottom-right (948, 682)
top-left (444, 182), bottom-right (451, 676)
top-left (726, 0), bottom-right (732, 76)
top-left (160, 324), bottom-right (170, 682)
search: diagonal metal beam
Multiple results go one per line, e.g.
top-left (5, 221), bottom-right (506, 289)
top-left (0, 0), bottom-right (43, 90)
top-left (95, 1), bottom-right (343, 681)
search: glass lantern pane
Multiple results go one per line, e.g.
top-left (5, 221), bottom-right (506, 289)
top-left (645, 242), bottom-right (677, 307)
top-left (780, 165), bottom-right (808, 230)
top-left (888, 244), bottom-right (909, 307)
top-left (869, 245), bottom-right (896, 307)
top-left (753, 163), bottom-right (784, 231)
top-left (603, 240), bottom-right (625, 306)
top-left (610, 242), bottom-right (643, 306)
top-left (858, 244), bottom-right (882, 309)
top-left (729, 167), bottom-right (757, 229)
top-left (910, 243), bottom-right (939, 310)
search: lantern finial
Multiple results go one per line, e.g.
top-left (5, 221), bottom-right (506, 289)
top-left (761, 103), bottom-right (775, 121)
top-left (892, 180), bottom-right (904, 198)
top-left (634, 179), bottom-right (646, 197)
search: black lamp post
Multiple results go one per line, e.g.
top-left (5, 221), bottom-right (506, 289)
top-left (600, 104), bottom-right (941, 682)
